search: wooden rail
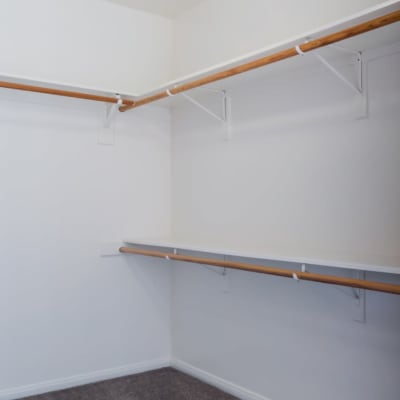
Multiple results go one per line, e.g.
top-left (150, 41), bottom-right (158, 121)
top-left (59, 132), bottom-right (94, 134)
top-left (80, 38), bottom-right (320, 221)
top-left (0, 11), bottom-right (399, 110)
top-left (119, 9), bottom-right (400, 112)
top-left (119, 247), bottom-right (400, 295)
top-left (0, 81), bottom-right (135, 107)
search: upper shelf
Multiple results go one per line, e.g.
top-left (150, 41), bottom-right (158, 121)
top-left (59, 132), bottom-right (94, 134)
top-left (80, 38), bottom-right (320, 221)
top-left (118, 3), bottom-right (400, 112)
top-left (1, 2), bottom-right (399, 108)
top-left (123, 238), bottom-right (400, 275)
top-left (138, 1), bottom-right (400, 98)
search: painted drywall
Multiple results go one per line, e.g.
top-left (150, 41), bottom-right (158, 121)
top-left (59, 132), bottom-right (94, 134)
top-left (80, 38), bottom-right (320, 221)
top-left (170, 47), bottom-right (400, 399)
top-left (171, 47), bottom-right (400, 268)
top-left (0, 0), bottom-right (173, 95)
top-left (108, 0), bottom-right (205, 19)
top-left (0, 91), bottom-right (171, 397)
top-left (172, 262), bottom-right (400, 400)
top-left (172, 0), bottom-right (388, 78)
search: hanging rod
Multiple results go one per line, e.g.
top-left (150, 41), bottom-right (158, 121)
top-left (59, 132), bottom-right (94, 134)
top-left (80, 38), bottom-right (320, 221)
top-left (119, 247), bottom-right (400, 295)
top-left (119, 9), bottom-right (400, 112)
top-left (0, 10), bottom-right (398, 110)
top-left (0, 80), bottom-right (134, 107)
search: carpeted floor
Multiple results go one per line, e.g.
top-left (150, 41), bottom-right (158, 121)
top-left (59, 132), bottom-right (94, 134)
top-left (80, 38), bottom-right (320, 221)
top-left (22, 367), bottom-right (239, 400)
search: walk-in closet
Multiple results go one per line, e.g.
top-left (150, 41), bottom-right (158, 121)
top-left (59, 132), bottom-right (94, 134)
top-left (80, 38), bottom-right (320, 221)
top-left (1, 1), bottom-right (400, 399)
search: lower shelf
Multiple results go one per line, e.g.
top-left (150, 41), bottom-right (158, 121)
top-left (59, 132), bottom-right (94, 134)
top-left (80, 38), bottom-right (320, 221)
top-left (123, 238), bottom-right (400, 275)
top-left (120, 239), bottom-right (400, 295)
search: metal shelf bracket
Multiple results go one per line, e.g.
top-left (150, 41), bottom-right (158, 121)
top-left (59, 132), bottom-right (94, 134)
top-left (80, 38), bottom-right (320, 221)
top-left (352, 271), bottom-right (366, 323)
top-left (314, 50), bottom-right (363, 96)
top-left (104, 94), bottom-right (123, 128)
top-left (295, 263), bottom-right (367, 322)
top-left (297, 42), bottom-right (368, 119)
top-left (99, 94), bottom-right (123, 145)
top-left (181, 89), bottom-right (232, 140)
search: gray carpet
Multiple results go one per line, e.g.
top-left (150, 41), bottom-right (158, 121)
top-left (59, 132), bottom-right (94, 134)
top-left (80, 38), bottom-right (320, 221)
top-left (22, 367), bottom-right (239, 400)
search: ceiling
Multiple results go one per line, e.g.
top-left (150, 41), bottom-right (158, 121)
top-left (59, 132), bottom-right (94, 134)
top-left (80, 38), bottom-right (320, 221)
top-left (108, 0), bottom-right (205, 18)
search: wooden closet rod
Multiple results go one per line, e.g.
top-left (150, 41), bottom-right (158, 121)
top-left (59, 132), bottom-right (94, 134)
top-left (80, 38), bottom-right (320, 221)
top-left (119, 247), bottom-right (400, 295)
top-left (0, 80), bottom-right (134, 106)
top-left (119, 9), bottom-right (400, 112)
top-left (0, 11), bottom-right (398, 110)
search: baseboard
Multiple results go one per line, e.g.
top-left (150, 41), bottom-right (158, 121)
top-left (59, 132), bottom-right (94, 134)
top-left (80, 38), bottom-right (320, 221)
top-left (0, 358), bottom-right (170, 400)
top-left (1, 357), bottom-right (271, 400)
top-left (171, 359), bottom-right (272, 400)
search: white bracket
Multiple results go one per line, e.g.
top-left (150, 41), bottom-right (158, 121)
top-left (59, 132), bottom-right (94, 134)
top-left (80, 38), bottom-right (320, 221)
top-left (296, 42), bottom-right (368, 119)
top-left (104, 94), bottom-right (123, 128)
top-left (170, 87), bottom-right (232, 140)
top-left (351, 271), bottom-right (366, 323)
top-left (194, 252), bottom-right (230, 292)
top-left (292, 263), bottom-right (307, 282)
top-left (313, 52), bottom-right (362, 96)
top-left (99, 94), bottom-right (123, 145)
top-left (295, 264), bottom-right (366, 323)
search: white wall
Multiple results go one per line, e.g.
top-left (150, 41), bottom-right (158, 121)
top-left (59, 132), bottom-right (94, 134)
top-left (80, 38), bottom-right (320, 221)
top-left (0, 91), bottom-right (171, 398)
top-left (172, 0), bottom-right (387, 78)
top-left (0, 0), bottom-right (173, 95)
top-left (1, 2), bottom-right (399, 399)
top-left (172, 263), bottom-right (400, 400)
top-left (171, 48), bottom-right (400, 268)
top-left (170, 47), bottom-right (400, 399)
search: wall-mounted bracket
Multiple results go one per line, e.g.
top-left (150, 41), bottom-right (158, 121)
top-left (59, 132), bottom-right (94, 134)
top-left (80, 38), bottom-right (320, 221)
top-left (200, 255), bottom-right (231, 293)
top-left (351, 271), bottom-right (366, 323)
top-left (104, 94), bottom-right (123, 128)
top-left (184, 250), bottom-right (230, 292)
top-left (313, 52), bottom-right (362, 96)
top-left (99, 94), bottom-right (123, 145)
top-left (180, 88), bottom-right (232, 140)
top-left (296, 263), bottom-right (366, 323)
top-left (297, 42), bottom-right (368, 119)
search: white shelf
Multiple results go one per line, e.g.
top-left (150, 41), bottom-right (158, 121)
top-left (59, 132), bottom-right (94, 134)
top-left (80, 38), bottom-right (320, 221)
top-left (139, 1), bottom-right (400, 98)
top-left (2, 2), bottom-right (398, 105)
top-left (0, 0), bottom-right (400, 111)
top-left (123, 238), bottom-right (400, 275)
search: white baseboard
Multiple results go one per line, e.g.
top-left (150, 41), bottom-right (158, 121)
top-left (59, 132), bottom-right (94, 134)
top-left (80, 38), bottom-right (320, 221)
top-left (0, 358), bottom-right (169, 400)
top-left (1, 358), bottom-right (272, 400)
top-left (171, 359), bottom-right (272, 400)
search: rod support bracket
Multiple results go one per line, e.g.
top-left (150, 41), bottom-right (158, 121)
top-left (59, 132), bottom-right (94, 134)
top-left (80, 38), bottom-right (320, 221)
top-left (99, 94), bottom-right (123, 145)
top-left (104, 94), bottom-right (123, 128)
top-left (180, 88), bottom-right (232, 140)
top-left (352, 271), bottom-right (366, 323)
top-left (297, 41), bottom-right (368, 119)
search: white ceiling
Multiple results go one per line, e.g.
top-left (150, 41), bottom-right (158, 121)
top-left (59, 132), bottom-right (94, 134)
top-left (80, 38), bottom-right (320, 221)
top-left (108, 0), bottom-right (205, 18)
